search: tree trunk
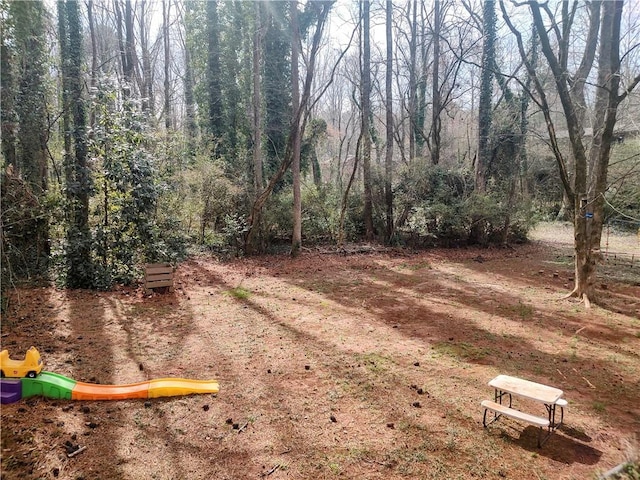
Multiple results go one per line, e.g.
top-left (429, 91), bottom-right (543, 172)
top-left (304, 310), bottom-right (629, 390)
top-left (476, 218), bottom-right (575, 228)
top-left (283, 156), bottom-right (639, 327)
top-left (470, 0), bottom-right (496, 244)
top-left (362, 0), bottom-right (374, 241)
top-left (510, 0), bottom-right (632, 307)
top-left (407, 0), bottom-right (417, 161)
top-left (163, 0), bottom-right (172, 131)
top-left (183, 5), bottom-right (197, 163)
top-left (252, 1), bottom-right (263, 196)
top-left (207, 0), bottom-right (224, 147)
top-left (431, 0), bottom-right (441, 166)
top-left (59, 0), bottom-right (93, 287)
top-left (384, 0), bottom-right (394, 242)
top-left (87, 0), bottom-right (98, 129)
top-left (574, 0), bottom-right (623, 306)
top-left (124, 0), bottom-right (136, 97)
top-left (291, 0), bottom-right (302, 257)
top-left (139, 0), bottom-right (153, 114)
top-left (1, 12), bottom-right (17, 170)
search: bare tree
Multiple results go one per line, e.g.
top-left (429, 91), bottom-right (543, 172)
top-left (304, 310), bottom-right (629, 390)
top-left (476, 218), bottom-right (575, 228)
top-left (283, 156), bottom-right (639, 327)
top-left (503, 0), bottom-right (640, 306)
top-left (384, 0), bottom-right (394, 241)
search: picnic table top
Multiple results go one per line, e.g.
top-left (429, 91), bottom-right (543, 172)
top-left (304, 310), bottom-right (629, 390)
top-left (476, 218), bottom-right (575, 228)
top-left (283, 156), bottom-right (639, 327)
top-left (489, 374), bottom-right (563, 404)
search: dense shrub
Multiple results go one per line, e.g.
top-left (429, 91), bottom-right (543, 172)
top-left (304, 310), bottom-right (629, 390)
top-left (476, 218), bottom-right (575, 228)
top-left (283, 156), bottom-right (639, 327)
top-left (394, 163), bottom-right (534, 247)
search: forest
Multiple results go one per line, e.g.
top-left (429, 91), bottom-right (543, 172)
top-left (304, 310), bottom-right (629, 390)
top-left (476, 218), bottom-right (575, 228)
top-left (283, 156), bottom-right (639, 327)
top-left (1, 0), bottom-right (639, 301)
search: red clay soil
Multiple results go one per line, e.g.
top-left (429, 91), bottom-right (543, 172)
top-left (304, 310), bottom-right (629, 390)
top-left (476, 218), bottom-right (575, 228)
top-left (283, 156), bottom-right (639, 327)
top-left (1, 234), bottom-right (639, 480)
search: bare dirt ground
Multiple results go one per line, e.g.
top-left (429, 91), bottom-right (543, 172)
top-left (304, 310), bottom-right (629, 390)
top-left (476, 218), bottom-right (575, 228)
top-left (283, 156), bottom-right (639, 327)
top-left (2, 223), bottom-right (639, 480)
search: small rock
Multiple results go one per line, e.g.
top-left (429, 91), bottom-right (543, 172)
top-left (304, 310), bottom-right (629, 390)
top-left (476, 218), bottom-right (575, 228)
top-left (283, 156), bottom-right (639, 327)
top-left (330, 415), bottom-right (337, 423)
top-left (52, 467), bottom-right (60, 477)
top-left (386, 422), bottom-right (395, 429)
top-left (225, 418), bottom-right (233, 425)
top-left (85, 422), bottom-right (98, 429)
top-left (413, 362), bottom-right (420, 367)
top-left (232, 423), bottom-right (240, 430)
top-left (267, 369), bottom-right (271, 374)
top-left (305, 365), bottom-right (310, 370)
top-left (448, 337), bottom-right (454, 341)
top-left (203, 404), bottom-right (210, 412)
top-left (412, 402), bottom-right (421, 408)
top-left (81, 406), bottom-right (91, 414)
top-left (417, 388), bottom-right (424, 395)
top-left (139, 363), bottom-right (144, 371)
top-left (144, 401), bottom-right (152, 408)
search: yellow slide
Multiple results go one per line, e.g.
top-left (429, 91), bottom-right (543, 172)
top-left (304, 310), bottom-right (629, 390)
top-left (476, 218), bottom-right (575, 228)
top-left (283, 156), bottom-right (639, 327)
top-left (70, 378), bottom-right (219, 401)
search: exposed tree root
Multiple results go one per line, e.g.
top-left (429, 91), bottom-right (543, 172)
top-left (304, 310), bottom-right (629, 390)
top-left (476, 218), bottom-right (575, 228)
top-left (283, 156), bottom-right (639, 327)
top-left (562, 286), bottom-right (579, 299)
top-left (561, 288), bottom-right (592, 308)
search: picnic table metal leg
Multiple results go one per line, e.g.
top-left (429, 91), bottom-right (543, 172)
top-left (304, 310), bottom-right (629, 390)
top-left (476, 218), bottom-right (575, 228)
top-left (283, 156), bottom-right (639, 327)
top-left (494, 389), bottom-right (512, 407)
top-left (482, 406), bottom-right (501, 427)
top-left (545, 403), bottom-right (562, 429)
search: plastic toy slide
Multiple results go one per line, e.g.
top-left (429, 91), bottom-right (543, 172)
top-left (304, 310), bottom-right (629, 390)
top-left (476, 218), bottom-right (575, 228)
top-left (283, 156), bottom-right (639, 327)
top-left (1, 371), bottom-right (219, 404)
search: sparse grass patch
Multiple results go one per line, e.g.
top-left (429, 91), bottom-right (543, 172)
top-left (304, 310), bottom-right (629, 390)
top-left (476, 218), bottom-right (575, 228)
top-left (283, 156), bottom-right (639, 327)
top-left (356, 352), bottom-right (391, 373)
top-left (593, 401), bottom-right (607, 413)
top-left (226, 286), bottom-right (251, 299)
top-left (509, 301), bottom-right (535, 319)
top-left (432, 341), bottom-right (492, 361)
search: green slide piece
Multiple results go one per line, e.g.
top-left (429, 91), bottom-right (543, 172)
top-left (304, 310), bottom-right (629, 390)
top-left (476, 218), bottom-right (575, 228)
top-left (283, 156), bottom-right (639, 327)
top-left (21, 371), bottom-right (76, 400)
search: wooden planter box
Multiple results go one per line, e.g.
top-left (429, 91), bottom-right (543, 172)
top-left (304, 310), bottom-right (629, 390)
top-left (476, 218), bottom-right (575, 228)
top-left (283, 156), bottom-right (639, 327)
top-left (144, 263), bottom-right (174, 294)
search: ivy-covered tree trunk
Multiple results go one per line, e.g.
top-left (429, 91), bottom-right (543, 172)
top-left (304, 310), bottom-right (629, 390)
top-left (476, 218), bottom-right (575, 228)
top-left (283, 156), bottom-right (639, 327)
top-left (59, 0), bottom-right (93, 288)
top-left (252, 1), bottom-right (263, 196)
top-left (183, 2), bottom-right (197, 162)
top-left (470, 0), bottom-right (496, 244)
top-left (11, 1), bottom-right (50, 272)
top-left (1, 20), bottom-right (17, 170)
top-left (262, 1), bottom-right (291, 183)
top-left (207, 0), bottom-right (224, 150)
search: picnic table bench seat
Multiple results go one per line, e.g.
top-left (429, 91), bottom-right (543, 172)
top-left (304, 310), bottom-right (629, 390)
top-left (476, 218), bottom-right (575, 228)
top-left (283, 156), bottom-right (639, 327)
top-left (481, 400), bottom-right (550, 427)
